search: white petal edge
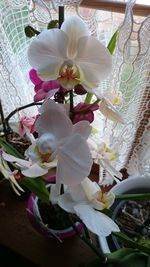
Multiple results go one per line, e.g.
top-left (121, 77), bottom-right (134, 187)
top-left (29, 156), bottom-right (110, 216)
top-left (2, 151), bottom-right (31, 168)
top-left (74, 204), bottom-right (120, 237)
top-left (22, 163), bottom-right (48, 177)
top-left (72, 120), bottom-right (92, 139)
top-left (28, 29), bottom-right (68, 80)
top-left (58, 192), bottom-right (75, 213)
top-left (75, 36), bottom-right (112, 89)
top-left (57, 134), bottom-right (92, 186)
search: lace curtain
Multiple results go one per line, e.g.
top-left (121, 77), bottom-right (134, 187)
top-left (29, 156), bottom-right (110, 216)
top-left (0, 0), bottom-right (149, 176)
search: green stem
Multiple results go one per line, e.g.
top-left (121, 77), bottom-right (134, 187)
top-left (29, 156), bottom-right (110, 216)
top-left (84, 92), bottom-right (93, 104)
top-left (116, 193), bottom-right (150, 201)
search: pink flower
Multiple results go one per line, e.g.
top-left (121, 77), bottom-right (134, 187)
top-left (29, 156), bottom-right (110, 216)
top-left (19, 115), bottom-right (37, 137)
top-left (73, 102), bottom-right (99, 124)
top-left (29, 69), bottom-right (60, 102)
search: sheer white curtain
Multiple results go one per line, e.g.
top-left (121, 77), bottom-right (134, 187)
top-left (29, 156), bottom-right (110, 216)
top-left (0, 0), bottom-right (149, 176)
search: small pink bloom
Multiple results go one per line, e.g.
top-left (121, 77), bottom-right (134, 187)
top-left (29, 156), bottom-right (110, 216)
top-left (19, 115), bottom-right (37, 137)
top-left (29, 69), bottom-right (60, 102)
top-left (73, 102), bottom-right (99, 124)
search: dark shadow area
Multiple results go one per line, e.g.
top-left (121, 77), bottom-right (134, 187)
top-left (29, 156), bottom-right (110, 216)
top-left (0, 245), bottom-right (38, 267)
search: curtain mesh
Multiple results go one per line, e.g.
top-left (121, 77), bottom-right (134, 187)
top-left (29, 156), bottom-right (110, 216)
top-left (0, 0), bottom-right (149, 176)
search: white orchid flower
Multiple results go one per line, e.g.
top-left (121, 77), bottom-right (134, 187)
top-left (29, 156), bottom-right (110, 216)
top-left (98, 142), bottom-right (122, 185)
top-left (104, 90), bottom-right (123, 107)
top-left (0, 150), bottom-right (24, 196)
top-left (56, 177), bottom-right (119, 237)
top-left (35, 99), bottom-right (93, 186)
top-left (4, 100), bottom-right (92, 186)
top-left (2, 150), bottom-right (52, 178)
top-left (28, 16), bottom-right (112, 90)
top-left (88, 141), bottom-right (122, 186)
top-left (99, 97), bottom-right (125, 124)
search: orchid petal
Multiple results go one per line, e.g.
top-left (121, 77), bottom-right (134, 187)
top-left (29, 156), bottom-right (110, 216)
top-left (34, 89), bottom-right (47, 102)
top-left (74, 204), bottom-right (120, 236)
top-left (40, 99), bottom-right (64, 113)
top-left (42, 80), bottom-right (59, 92)
top-left (61, 16), bottom-right (89, 59)
top-left (58, 192), bottom-right (75, 213)
top-left (50, 183), bottom-right (61, 205)
top-left (22, 163), bottom-right (48, 177)
top-left (72, 121), bottom-right (91, 139)
top-left (81, 178), bottom-right (99, 201)
top-left (35, 109), bottom-right (72, 140)
top-left (100, 158), bottom-right (122, 179)
top-left (69, 184), bottom-right (86, 202)
top-left (76, 36), bottom-right (112, 89)
top-left (46, 88), bottom-right (59, 99)
top-left (45, 88), bottom-right (59, 99)
top-left (9, 173), bottom-right (24, 192)
top-left (29, 69), bottom-right (42, 85)
top-left (99, 98), bottom-right (125, 124)
top-left (28, 29), bottom-right (68, 81)
top-left (57, 134), bottom-right (92, 186)
top-left (2, 151), bottom-right (31, 168)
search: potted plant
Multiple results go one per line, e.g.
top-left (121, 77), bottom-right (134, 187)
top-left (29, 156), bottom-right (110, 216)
top-left (1, 4), bottom-right (150, 267)
top-left (98, 175), bottom-right (150, 254)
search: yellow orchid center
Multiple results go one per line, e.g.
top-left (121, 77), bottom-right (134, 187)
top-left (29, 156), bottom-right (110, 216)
top-left (113, 95), bottom-right (119, 106)
top-left (96, 191), bottom-right (110, 209)
top-left (34, 145), bottom-right (51, 163)
top-left (58, 61), bottom-right (80, 88)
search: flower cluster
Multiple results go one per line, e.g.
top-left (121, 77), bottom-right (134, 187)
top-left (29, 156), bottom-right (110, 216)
top-left (1, 16), bottom-right (125, 237)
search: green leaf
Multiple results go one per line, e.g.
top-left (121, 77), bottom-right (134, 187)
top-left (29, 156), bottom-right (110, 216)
top-left (47, 20), bottom-right (59, 29)
top-left (20, 177), bottom-right (49, 203)
top-left (146, 256), bottom-right (150, 267)
top-left (107, 31), bottom-right (118, 55)
top-left (24, 26), bottom-right (40, 38)
top-left (100, 208), bottom-right (112, 217)
top-left (0, 138), bottom-right (24, 159)
top-left (113, 232), bottom-right (150, 256)
top-left (106, 248), bottom-right (135, 263)
top-left (118, 252), bottom-right (147, 267)
top-left (116, 193), bottom-right (150, 201)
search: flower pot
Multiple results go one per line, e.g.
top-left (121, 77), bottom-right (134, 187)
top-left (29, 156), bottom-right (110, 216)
top-left (27, 184), bottom-right (83, 241)
top-left (98, 176), bottom-right (150, 253)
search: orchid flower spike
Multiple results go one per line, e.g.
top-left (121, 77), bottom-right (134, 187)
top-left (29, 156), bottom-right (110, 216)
top-left (57, 177), bottom-right (120, 237)
top-left (28, 16), bottom-right (112, 91)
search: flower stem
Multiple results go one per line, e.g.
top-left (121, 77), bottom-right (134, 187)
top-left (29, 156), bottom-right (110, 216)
top-left (69, 90), bottom-right (74, 119)
top-left (5, 102), bottom-right (42, 132)
top-left (84, 92), bottom-right (93, 104)
top-left (116, 192), bottom-right (150, 201)
top-left (58, 6), bottom-right (64, 28)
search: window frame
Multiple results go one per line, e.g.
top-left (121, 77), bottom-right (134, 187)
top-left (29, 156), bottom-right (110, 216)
top-left (81, 0), bottom-right (150, 17)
